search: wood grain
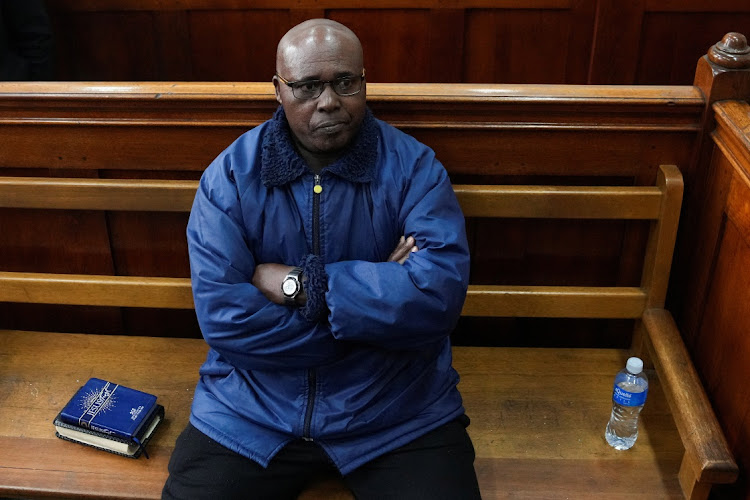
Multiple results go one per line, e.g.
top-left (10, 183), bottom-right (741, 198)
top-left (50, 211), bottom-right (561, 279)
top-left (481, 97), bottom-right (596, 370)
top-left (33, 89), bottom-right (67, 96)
top-left (42, 1), bottom-right (750, 85)
top-left (0, 331), bottom-right (686, 500)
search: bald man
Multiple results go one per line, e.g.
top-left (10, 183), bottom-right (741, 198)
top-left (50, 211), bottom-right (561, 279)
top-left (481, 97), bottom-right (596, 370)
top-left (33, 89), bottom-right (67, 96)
top-left (162, 19), bottom-right (481, 500)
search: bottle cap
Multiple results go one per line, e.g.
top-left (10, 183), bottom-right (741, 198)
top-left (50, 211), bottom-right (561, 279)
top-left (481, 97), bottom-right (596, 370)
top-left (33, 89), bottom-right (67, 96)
top-left (626, 357), bottom-right (643, 374)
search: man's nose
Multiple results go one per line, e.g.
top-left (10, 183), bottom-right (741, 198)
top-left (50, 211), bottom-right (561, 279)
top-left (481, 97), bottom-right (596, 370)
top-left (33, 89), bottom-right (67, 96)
top-left (316, 83), bottom-right (341, 110)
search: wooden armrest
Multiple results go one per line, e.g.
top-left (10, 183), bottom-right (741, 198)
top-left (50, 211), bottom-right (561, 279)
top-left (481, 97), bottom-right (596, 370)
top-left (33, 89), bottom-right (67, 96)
top-left (642, 308), bottom-right (738, 500)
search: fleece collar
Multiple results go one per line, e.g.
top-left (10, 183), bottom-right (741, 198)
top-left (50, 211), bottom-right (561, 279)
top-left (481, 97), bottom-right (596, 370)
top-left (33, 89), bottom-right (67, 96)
top-left (260, 106), bottom-right (378, 187)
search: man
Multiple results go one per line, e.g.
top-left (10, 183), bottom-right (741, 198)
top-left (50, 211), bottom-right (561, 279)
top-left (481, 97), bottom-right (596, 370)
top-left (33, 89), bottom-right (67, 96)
top-left (163, 19), bottom-right (480, 500)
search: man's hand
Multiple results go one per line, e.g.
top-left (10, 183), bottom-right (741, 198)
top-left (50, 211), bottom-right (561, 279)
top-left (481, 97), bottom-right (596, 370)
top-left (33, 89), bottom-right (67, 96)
top-left (388, 235), bottom-right (418, 265)
top-left (253, 235), bottom-right (416, 305)
top-left (252, 263), bottom-right (294, 305)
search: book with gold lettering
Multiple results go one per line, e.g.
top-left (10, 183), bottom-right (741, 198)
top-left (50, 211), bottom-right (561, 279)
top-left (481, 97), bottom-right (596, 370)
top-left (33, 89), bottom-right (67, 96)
top-left (53, 378), bottom-right (164, 458)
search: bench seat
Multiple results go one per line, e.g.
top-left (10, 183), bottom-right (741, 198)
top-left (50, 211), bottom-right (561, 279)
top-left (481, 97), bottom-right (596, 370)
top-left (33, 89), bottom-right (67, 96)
top-left (0, 329), bottom-right (685, 499)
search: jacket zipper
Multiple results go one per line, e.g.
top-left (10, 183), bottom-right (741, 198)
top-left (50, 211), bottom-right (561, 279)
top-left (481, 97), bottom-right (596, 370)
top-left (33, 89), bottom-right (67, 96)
top-left (303, 173), bottom-right (323, 441)
top-left (312, 174), bottom-right (322, 255)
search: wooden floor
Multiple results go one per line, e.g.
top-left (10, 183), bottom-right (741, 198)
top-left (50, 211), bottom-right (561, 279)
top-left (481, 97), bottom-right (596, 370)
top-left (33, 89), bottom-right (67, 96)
top-left (0, 331), bottom-right (684, 499)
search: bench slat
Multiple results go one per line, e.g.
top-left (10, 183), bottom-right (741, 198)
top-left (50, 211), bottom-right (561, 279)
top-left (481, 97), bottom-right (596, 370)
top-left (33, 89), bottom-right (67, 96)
top-left (461, 285), bottom-right (646, 318)
top-left (0, 272), bottom-right (194, 309)
top-left (456, 185), bottom-right (663, 219)
top-left (0, 177), bottom-right (663, 220)
top-left (0, 177), bottom-right (197, 212)
top-left (0, 271), bottom-right (645, 318)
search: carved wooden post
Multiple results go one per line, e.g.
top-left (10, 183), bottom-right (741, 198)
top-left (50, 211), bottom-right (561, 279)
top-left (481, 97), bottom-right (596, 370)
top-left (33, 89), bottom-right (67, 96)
top-left (690, 32), bottom-right (750, 197)
top-left (673, 32), bottom-right (750, 345)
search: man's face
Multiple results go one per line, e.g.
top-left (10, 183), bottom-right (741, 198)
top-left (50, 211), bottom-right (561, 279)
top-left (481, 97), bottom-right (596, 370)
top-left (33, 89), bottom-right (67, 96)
top-left (274, 32), bottom-right (366, 159)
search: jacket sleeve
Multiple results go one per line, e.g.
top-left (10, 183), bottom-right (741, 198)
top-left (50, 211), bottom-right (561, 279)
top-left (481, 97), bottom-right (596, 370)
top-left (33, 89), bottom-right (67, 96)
top-left (187, 154), bottom-right (340, 371)
top-left (324, 150), bottom-right (470, 351)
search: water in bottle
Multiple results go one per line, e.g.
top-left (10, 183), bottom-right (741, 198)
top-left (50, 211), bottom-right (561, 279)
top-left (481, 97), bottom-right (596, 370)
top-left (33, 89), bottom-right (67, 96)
top-left (605, 356), bottom-right (648, 450)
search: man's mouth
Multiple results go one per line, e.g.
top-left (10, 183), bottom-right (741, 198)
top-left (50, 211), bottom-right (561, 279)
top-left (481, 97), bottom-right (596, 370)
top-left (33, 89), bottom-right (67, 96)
top-left (315, 121), bottom-right (346, 134)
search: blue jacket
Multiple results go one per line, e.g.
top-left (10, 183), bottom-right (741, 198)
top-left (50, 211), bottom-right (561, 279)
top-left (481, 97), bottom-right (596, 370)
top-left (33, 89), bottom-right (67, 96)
top-left (187, 107), bottom-right (470, 474)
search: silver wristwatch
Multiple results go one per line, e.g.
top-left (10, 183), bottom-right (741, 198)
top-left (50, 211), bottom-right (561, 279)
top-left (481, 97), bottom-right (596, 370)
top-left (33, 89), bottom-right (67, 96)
top-left (281, 267), bottom-right (304, 306)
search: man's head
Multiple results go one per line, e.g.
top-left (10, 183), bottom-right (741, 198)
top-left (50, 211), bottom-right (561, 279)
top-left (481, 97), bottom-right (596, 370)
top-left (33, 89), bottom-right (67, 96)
top-left (273, 19), bottom-right (366, 167)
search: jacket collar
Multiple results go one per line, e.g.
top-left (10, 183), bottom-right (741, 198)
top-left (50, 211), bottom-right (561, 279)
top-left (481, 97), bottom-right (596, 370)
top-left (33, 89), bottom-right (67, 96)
top-left (260, 106), bottom-right (378, 187)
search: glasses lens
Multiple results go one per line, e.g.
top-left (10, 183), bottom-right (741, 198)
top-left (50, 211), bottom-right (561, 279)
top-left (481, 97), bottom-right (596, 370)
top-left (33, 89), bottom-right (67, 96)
top-left (289, 76), bottom-right (363, 100)
top-left (292, 81), bottom-right (323, 99)
top-left (333, 76), bottom-right (361, 96)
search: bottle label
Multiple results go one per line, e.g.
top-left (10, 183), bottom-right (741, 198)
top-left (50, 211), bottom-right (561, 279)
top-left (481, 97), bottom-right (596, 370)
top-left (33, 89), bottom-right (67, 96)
top-left (613, 384), bottom-right (648, 406)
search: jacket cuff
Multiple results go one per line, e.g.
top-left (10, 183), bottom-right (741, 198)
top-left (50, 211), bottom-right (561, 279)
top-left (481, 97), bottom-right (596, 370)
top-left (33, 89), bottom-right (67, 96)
top-left (298, 254), bottom-right (328, 322)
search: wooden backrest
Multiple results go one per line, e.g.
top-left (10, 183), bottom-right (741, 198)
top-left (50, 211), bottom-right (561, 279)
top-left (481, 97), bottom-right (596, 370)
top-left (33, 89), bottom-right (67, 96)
top-left (0, 82), bottom-right (699, 338)
top-left (0, 164), bottom-right (683, 320)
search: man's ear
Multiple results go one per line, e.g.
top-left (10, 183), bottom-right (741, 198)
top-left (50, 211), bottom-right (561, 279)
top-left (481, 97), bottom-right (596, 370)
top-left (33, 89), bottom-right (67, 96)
top-left (272, 76), bottom-right (283, 105)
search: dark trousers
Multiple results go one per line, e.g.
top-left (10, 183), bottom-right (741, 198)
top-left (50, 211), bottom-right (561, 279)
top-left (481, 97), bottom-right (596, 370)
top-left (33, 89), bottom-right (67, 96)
top-left (162, 416), bottom-right (482, 500)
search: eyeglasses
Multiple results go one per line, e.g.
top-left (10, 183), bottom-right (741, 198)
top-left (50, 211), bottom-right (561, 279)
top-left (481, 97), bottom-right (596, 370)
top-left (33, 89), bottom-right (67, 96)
top-left (275, 70), bottom-right (366, 100)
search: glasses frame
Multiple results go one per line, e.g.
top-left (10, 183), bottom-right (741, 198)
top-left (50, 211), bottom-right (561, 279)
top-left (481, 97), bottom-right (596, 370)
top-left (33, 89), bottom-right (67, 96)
top-left (275, 70), bottom-right (366, 100)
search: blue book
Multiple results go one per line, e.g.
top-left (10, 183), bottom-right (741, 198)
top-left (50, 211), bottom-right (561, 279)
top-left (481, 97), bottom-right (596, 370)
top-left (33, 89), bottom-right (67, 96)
top-left (54, 378), bottom-right (163, 458)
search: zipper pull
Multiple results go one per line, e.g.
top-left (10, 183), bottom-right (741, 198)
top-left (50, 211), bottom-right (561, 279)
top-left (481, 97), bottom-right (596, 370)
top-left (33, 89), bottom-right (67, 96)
top-left (313, 174), bottom-right (323, 194)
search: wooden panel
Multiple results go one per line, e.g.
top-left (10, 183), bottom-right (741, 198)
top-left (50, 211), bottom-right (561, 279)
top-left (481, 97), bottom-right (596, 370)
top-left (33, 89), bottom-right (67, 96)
top-left (680, 100), bottom-right (750, 499)
top-left (42, 1), bottom-right (750, 85)
top-left (694, 221), bottom-right (750, 497)
top-left (469, 218), bottom-right (637, 289)
top-left (153, 11), bottom-right (193, 80)
top-left (47, 2), bottom-right (594, 84)
top-left (588, 0), bottom-right (645, 84)
top-left (646, 0), bottom-right (750, 11)
top-left (188, 10), bottom-right (289, 81)
top-left (414, 130), bottom-right (694, 178)
top-left (0, 124), bottom-right (245, 171)
top-left (637, 12), bottom-right (750, 85)
top-left (45, 0), bottom-right (574, 9)
top-left (330, 10), bottom-right (437, 84)
top-left (564, 0), bottom-right (598, 84)
top-left (425, 9), bottom-right (465, 83)
top-left (463, 9), bottom-right (576, 84)
top-left (53, 11), bottom-right (158, 80)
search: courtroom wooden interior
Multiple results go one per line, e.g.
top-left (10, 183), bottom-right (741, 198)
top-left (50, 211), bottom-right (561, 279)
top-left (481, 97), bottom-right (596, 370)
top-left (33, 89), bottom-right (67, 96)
top-left (43, 0), bottom-right (750, 85)
top-left (0, 164), bottom-right (738, 499)
top-left (680, 99), bottom-right (750, 500)
top-left (1, 30), bottom-right (750, 499)
top-left (0, 82), bottom-right (707, 344)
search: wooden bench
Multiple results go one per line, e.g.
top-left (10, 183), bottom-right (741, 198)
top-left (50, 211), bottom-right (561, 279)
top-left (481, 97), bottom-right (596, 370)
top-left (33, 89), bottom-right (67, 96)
top-left (0, 163), bottom-right (738, 499)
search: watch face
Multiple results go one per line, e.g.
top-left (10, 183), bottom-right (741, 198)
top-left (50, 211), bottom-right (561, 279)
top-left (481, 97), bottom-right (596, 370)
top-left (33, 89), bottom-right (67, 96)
top-left (282, 277), bottom-right (298, 296)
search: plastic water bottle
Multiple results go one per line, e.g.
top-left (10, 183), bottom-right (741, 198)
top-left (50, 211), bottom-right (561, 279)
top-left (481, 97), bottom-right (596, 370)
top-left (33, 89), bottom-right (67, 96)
top-left (605, 357), bottom-right (648, 450)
